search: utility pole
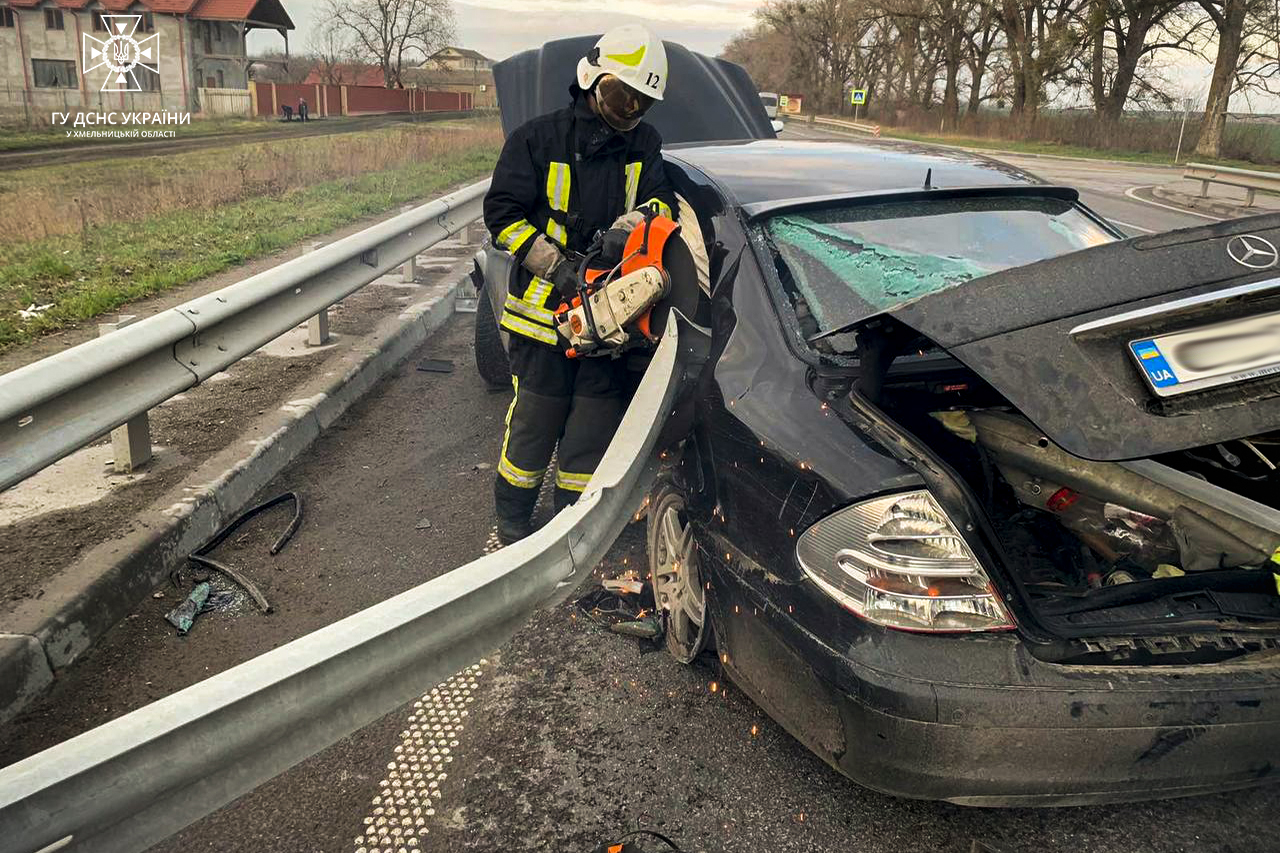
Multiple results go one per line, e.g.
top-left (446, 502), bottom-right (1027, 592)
top-left (1174, 97), bottom-right (1194, 163)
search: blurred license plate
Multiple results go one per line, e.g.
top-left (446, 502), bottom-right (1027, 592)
top-left (1130, 310), bottom-right (1280, 397)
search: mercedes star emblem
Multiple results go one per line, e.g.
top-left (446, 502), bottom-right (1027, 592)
top-left (1227, 234), bottom-right (1279, 269)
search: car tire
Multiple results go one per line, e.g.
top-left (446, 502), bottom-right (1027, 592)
top-left (474, 286), bottom-right (510, 389)
top-left (647, 483), bottom-right (711, 663)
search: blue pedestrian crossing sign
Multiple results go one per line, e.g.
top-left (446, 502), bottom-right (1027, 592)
top-left (851, 89), bottom-right (867, 105)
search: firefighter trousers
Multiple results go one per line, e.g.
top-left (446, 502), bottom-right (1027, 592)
top-left (494, 336), bottom-right (629, 523)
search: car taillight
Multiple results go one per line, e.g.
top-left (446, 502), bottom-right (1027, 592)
top-left (795, 490), bottom-right (1014, 632)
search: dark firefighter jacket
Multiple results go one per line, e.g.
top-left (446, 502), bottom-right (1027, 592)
top-left (483, 90), bottom-right (677, 347)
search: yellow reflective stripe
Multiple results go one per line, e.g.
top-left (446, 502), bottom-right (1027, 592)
top-left (555, 470), bottom-right (592, 492)
top-left (497, 219), bottom-right (536, 253)
top-left (547, 219), bottom-right (567, 246)
top-left (546, 162), bottom-right (571, 211)
top-left (624, 162), bottom-right (642, 211)
top-left (545, 162), bottom-right (571, 247)
top-left (504, 293), bottom-right (555, 325)
top-left (522, 276), bottom-right (554, 307)
top-left (605, 45), bottom-right (646, 67)
top-left (642, 197), bottom-right (673, 220)
top-left (500, 311), bottom-right (559, 345)
top-left (498, 376), bottom-right (544, 489)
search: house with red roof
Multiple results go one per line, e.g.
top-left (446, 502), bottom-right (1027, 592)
top-left (0, 0), bottom-right (292, 116)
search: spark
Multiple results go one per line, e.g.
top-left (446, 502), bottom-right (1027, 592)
top-left (750, 725), bottom-right (759, 737)
top-left (788, 605), bottom-right (794, 614)
top-left (721, 653), bottom-right (729, 664)
top-left (709, 681), bottom-right (719, 693)
top-left (734, 605), bottom-right (740, 614)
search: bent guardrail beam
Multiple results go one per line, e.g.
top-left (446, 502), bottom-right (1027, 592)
top-left (1183, 162), bottom-right (1280, 207)
top-left (0, 179), bottom-right (490, 493)
top-left (0, 319), bottom-right (688, 853)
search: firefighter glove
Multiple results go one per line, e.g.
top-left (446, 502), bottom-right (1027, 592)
top-left (521, 234), bottom-right (564, 281)
top-left (599, 228), bottom-right (631, 266)
top-left (549, 258), bottom-right (580, 300)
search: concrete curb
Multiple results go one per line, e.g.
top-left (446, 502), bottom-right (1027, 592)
top-left (1150, 185), bottom-right (1273, 218)
top-left (0, 269), bottom-right (474, 725)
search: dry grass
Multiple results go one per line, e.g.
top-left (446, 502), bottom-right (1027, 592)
top-left (0, 120), bottom-right (503, 245)
top-left (863, 107), bottom-right (1280, 166)
top-left (0, 119), bottom-right (502, 350)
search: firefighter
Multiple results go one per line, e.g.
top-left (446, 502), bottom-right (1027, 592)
top-left (484, 25), bottom-right (676, 545)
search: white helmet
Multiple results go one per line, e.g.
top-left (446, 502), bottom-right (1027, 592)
top-left (576, 25), bottom-right (667, 102)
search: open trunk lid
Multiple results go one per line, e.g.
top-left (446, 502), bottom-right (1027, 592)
top-left (492, 36), bottom-right (775, 144)
top-left (889, 213), bottom-right (1280, 461)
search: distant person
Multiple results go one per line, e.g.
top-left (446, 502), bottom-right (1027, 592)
top-left (281, 103), bottom-right (293, 121)
top-left (299, 97), bottom-right (309, 122)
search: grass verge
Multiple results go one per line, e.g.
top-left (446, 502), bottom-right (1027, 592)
top-left (876, 126), bottom-right (1280, 174)
top-left (0, 126), bottom-right (500, 352)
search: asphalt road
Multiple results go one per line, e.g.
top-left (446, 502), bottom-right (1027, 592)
top-left (780, 121), bottom-right (1222, 236)
top-left (3, 139), bottom-right (1273, 853)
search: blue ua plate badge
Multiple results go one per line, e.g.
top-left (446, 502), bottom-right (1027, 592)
top-left (1129, 339), bottom-right (1179, 389)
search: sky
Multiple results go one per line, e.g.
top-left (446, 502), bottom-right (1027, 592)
top-left (249, 0), bottom-right (1276, 113)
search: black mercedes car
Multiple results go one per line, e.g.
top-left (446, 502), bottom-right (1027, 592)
top-left (476, 39), bottom-right (1280, 806)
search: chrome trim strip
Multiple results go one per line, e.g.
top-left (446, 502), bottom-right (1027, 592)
top-left (1070, 276), bottom-right (1280, 335)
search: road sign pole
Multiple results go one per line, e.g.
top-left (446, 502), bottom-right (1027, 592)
top-left (854, 103), bottom-right (859, 122)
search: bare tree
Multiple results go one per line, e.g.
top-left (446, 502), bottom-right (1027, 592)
top-left (1194, 0), bottom-right (1276, 156)
top-left (758, 0), bottom-right (875, 114)
top-left (964, 3), bottom-right (1004, 112)
top-left (721, 23), bottom-right (801, 93)
top-left (1083, 0), bottom-right (1205, 121)
top-left (323, 0), bottom-right (455, 89)
top-left (989, 0), bottom-right (1089, 117)
top-left (307, 24), bottom-right (358, 85)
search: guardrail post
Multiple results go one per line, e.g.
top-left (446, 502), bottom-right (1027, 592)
top-left (1245, 188), bottom-right (1257, 207)
top-left (400, 204), bottom-right (417, 283)
top-left (1198, 179), bottom-right (1210, 198)
top-left (304, 241), bottom-right (330, 346)
top-left (98, 315), bottom-right (153, 474)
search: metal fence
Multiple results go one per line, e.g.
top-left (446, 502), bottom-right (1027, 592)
top-left (0, 319), bottom-right (686, 853)
top-left (0, 169), bottom-right (692, 850)
top-left (0, 180), bottom-right (489, 492)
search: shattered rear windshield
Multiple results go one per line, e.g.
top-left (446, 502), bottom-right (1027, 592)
top-left (763, 196), bottom-right (1113, 337)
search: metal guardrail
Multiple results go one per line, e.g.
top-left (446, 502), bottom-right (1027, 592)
top-left (1184, 162), bottom-right (1280, 207)
top-left (812, 115), bottom-right (882, 137)
top-left (0, 179), bottom-right (490, 492)
top-left (0, 318), bottom-right (688, 853)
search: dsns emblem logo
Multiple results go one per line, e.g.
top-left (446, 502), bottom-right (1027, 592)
top-left (1227, 234), bottom-right (1279, 270)
top-left (84, 15), bottom-right (160, 93)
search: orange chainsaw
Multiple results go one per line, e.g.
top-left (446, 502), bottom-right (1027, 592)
top-left (554, 211), bottom-right (695, 358)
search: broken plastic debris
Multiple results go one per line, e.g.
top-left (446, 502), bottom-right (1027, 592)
top-left (416, 358), bottom-right (455, 373)
top-left (18, 303), bottom-right (54, 320)
top-left (415, 517), bottom-right (432, 530)
top-left (1152, 564), bottom-right (1185, 579)
top-left (602, 577), bottom-right (644, 595)
top-left (609, 616), bottom-right (662, 639)
top-left (165, 582), bottom-right (210, 634)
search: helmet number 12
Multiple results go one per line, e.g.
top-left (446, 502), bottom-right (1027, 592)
top-left (646, 72), bottom-right (661, 89)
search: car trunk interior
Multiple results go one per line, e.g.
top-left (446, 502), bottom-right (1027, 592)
top-left (850, 318), bottom-right (1280, 665)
